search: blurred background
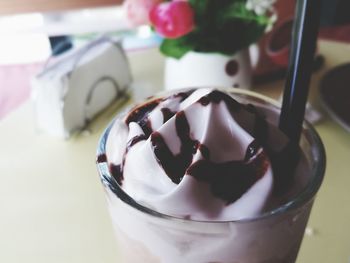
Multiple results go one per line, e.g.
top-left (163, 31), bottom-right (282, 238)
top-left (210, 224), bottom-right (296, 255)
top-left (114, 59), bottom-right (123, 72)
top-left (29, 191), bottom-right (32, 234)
top-left (0, 0), bottom-right (350, 119)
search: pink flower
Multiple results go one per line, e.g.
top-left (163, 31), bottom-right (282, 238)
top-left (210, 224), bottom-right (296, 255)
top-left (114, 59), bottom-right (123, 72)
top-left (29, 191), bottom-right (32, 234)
top-left (150, 0), bottom-right (195, 39)
top-left (125, 0), bottom-right (162, 27)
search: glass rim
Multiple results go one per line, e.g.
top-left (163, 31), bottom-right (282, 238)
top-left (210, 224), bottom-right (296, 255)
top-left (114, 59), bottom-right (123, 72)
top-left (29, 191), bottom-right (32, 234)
top-left (96, 88), bottom-right (326, 224)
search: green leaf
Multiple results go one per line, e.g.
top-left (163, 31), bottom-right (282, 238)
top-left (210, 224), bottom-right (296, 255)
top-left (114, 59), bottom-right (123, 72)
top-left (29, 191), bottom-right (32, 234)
top-left (188, 0), bottom-right (211, 17)
top-left (159, 1), bottom-right (271, 58)
top-left (160, 38), bottom-right (194, 59)
top-left (220, 2), bottom-right (270, 26)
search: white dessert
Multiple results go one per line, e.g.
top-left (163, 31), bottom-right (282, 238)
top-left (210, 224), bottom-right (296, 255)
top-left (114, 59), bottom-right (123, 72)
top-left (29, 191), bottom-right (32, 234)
top-left (101, 88), bottom-right (313, 263)
top-left (106, 88), bottom-right (274, 220)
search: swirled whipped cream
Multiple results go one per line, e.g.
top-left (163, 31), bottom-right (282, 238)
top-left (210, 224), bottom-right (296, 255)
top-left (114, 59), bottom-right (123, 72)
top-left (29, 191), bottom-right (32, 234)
top-left (106, 88), bottom-right (279, 220)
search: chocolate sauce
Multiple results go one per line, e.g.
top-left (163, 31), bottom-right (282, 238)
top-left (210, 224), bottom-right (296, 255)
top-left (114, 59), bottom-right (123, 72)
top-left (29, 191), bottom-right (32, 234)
top-left (244, 103), bottom-right (299, 194)
top-left (126, 134), bottom-right (147, 151)
top-left (187, 152), bottom-right (269, 204)
top-left (151, 132), bottom-right (183, 184)
top-left (150, 104), bottom-right (270, 204)
top-left (117, 134), bottom-right (148, 186)
top-left (161, 108), bottom-right (175, 123)
top-left (125, 98), bottom-right (161, 125)
top-left (198, 144), bottom-right (210, 160)
top-left (110, 164), bottom-right (123, 185)
top-left (124, 90), bottom-right (195, 137)
top-left (198, 90), bottom-right (241, 112)
top-left (109, 89), bottom-right (295, 202)
top-left (170, 89), bottom-right (196, 102)
top-left (125, 98), bottom-right (161, 136)
top-left (150, 111), bottom-right (199, 184)
top-left (110, 90), bottom-right (195, 185)
top-left (245, 104), bottom-right (269, 143)
top-left (97, 153), bottom-right (123, 186)
top-left (97, 153), bottom-right (107, 163)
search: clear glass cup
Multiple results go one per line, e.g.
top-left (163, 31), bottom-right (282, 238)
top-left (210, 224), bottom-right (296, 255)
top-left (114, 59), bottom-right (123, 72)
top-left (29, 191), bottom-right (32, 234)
top-left (96, 88), bottom-right (326, 263)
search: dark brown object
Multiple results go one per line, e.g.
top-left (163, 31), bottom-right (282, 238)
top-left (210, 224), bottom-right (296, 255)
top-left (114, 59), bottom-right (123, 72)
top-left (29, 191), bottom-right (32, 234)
top-left (319, 63), bottom-right (350, 132)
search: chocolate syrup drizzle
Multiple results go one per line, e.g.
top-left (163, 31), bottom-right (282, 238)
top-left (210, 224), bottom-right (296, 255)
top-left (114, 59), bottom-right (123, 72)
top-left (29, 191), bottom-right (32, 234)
top-left (161, 108), bottom-right (175, 123)
top-left (108, 90), bottom-right (291, 204)
top-left (97, 153), bottom-right (123, 185)
top-left (188, 151), bottom-right (268, 204)
top-left (151, 111), bottom-right (199, 184)
top-left (125, 89), bottom-right (195, 137)
top-left (97, 153), bottom-right (107, 163)
top-left (244, 103), bottom-right (299, 195)
top-left (109, 90), bottom-right (196, 185)
top-left (125, 98), bottom-right (161, 136)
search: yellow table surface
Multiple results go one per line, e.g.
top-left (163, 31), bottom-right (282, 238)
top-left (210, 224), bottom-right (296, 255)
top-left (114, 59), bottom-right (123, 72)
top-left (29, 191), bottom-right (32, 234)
top-left (0, 40), bottom-right (349, 263)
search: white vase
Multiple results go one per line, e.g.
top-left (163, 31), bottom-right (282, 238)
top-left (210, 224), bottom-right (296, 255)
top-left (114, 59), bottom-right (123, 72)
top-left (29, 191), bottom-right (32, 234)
top-left (164, 49), bottom-right (252, 90)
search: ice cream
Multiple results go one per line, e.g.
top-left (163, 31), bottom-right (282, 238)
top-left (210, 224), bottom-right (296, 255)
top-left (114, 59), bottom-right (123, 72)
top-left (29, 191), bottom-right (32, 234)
top-left (98, 87), bottom-right (324, 263)
top-left (105, 88), bottom-right (291, 221)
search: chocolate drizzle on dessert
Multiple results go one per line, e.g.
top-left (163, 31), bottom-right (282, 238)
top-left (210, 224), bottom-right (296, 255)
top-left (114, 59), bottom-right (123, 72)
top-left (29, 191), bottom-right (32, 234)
top-left (148, 91), bottom-right (270, 204)
top-left (110, 164), bottom-right (123, 185)
top-left (125, 89), bottom-right (195, 137)
top-left (125, 99), bottom-right (161, 125)
top-left (110, 89), bottom-right (293, 202)
top-left (121, 134), bottom-right (149, 184)
top-left (97, 153), bottom-right (124, 185)
top-left (197, 90), bottom-right (241, 111)
top-left (150, 107), bottom-right (269, 203)
top-left (245, 104), bottom-right (269, 143)
top-left (125, 98), bottom-right (162, 136)
top-left (109, 135), bottom-right (148, 186)
top-left (127, 134), bottom-right (147, 150)
top-left (187, 152), bottom-right (268, 204)
top-left (170, 89), bottom-right (196, 102)
top-left (198, 144), bottom-right (210, 160)
top-left (112, 90), bottom-right (196, 185)
top-left (97, 153), bottom-right (107, 163)
top-left (244, 103), bottom-right (299, 195)
top-left (161, 108), bottom-right (175, 123)
top-left (151, 111), bottom-right (199, 184)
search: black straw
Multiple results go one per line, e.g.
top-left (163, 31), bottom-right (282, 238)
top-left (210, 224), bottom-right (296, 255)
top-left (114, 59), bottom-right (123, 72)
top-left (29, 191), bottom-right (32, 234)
top-left (279, 0), bottom-right (322, 143)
